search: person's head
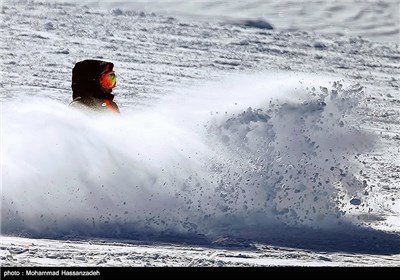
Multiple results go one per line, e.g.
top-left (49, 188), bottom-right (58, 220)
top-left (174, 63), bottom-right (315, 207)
top-left (71, 59), bottom-right (117, 100)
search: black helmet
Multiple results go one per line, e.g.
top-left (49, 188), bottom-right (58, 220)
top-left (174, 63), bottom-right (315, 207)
top-left (71, 59), bottom-right (115, 100)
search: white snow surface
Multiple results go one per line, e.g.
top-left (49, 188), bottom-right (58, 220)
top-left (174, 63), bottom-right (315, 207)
top-left (49, 0), bottom-right (400, 43)
top-left (1, 0), bottom-right (400, 267)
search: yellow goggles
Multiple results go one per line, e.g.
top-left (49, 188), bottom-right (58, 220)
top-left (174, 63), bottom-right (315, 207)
top-left (100, 71), bottom-right (116, 90)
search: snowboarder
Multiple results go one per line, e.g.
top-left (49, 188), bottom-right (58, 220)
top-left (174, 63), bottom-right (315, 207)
top-left (69, 59), bottom-right (120, 113)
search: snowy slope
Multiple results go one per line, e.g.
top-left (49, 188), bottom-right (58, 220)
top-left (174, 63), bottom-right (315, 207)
top-left (50, 0), bottom-right (400, 43)
top-left (1, 0), bottom-right (400, 266)
top-left (1, 235), bottom-right (399, 267)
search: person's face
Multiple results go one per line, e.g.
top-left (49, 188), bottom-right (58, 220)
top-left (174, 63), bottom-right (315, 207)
top-left (100, 71), bottom-right (116, 94)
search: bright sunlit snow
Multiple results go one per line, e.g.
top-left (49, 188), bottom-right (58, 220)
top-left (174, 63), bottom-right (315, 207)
top-left (1, 0), bottom-right (399, 267)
